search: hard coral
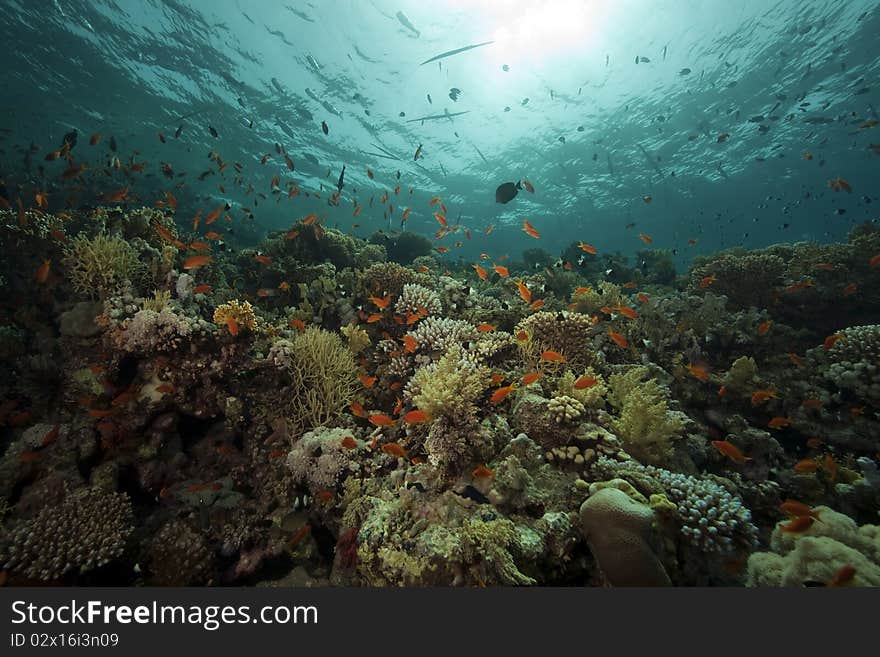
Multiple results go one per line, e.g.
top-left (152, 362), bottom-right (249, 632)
top-left (515, 311), bottom-right (596, 367)
top-left (268, 327), bottom-right (358, 431)
top-left (213, 300), bottom-right (257, 333)
top-left (1, 486), bottom-right (133, 581)
top-left (62, 232), bottom-right (144, 298)
top-left (747, 506), bottom-right (880, 586)
top-left (394, 283), bottom-right (442, 317)
top-left (579, 487), bottom-right (671, 586)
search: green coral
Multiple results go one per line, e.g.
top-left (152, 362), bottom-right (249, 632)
top-left (607, 366), bottom-right (684, 464)
top-left (62, 232), bottom-right (143, 298)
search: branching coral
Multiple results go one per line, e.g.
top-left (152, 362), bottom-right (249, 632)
top-left (394, 283), bottom-right (442, 317)
top-left (408, 316), bottom-right (478, 355)
top-left (1, 486), bottom-right (133, 581)
top-left (62, 232), bottom-right (144, 298)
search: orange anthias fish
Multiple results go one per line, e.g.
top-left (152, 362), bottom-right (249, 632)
top-left (794, 458), bottom-right (819, 474)
top-left (540, 350), bottom-right (566, 362)
top-left (711, 440), bottom-right (752, 464)
top-left (757, 320), bottom-right (772, 335)
top-left (368, 414), bottom-right (395, 427)
top-left (841, 282), bottom-right (858, 297)
top-left (530, 299), bottom-right (544, 310)
top-left (823, 453), bottom-right (838, 482)
top-left (787, 352), bottom-right (806, 367)
top-left (608, 329), bottom-right (628, 348)
top-left (349, 402), bottom-right (367, 418)
top-left (204, 205), bottom-right (223, 224)
top-left (780, 516), bottom-right (816, 533)
top-left (35, 259), bottom-right (51, 284)
top-left (225, 316), bottom-right (239, 336)
top-left (472, 264), bottom-right (488, 280)
top-left (254, 254), bottom-right (272, 265)
top-left (614, 305), bottom-right (638, 320)
top-left (521, 372), bottom-right (542, 385)
top-left (699, 274), bottom-right (717, 289)
top-left (472, 465), bottom-right (495, 479)
top-left (522, 219), bottom-right (541, 239)
top-left (751, 389), bottom-right (778, 406)
top-left (492, 265), bottom-right (509, 277)
top-left (768, 416), bottom-right (792, 429)
top-left (402, 335), bottom-right (417, 353)
top-left (577, 241), bottom-right (598, 254)
top-left (637, 292), bottom-right (650, 304)
top-left (490, 384), bottom-right (517, 405)
top-left (403, 409), bottom-right (430, 424)
top-left (686, 364), bottom-right (710, 381)
top-left (485, 223), bottom-right (495, 235)
top-left (369, 294), bottom-right (391, 310)
top-left (359, 374), bottom-right (377, 389)
top-left (779, 500), bottom-right (821, 520)
top-left (823, 333), bottom-right (843, 349)
top-left (573, 376), bottom-right (598, 390)
top-left (515, 280), bottom-right (531, 304)
top-left (183, 255), bottom-right (213, 270)
top-left (381, 442), bottom-right (408, 458)
top-left (289, 318), bottom-right (306, 332)
top-left (476, 323), bottom-right (496, 333)
top-left (828, 565), bottom-right (856, 587)
top-left (638, 232), bottom-right (653, 244)
top-left (827, 177), bottom-right (852, 193)
top-left (429, 196), bottom-right (441, 206)
top-left (870, 253), bottom-right (880, 269)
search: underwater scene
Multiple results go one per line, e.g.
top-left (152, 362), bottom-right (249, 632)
top-left (0, 0), bottom-right (879, 588)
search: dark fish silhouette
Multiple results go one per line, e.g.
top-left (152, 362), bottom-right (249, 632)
top-left (419, 41), bottom-right (494, 66)
top-left (495, 181), bottom-right (522, 204)
top-left (321, 121), bottom-right (329, 135)
top-left (337, 165), bottom-right (345, 192)
top-left (208, 125), bottom-right (218, 138)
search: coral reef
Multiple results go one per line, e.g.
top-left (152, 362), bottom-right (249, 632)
top-left (1, 204), bottom-right (878, 589)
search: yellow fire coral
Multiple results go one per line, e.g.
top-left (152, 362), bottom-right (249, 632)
top-left (62, 232), bottom-right (143, 298)
top-left (212, 300), bottom-right (257, 333)
top-left (268, 327), bottom-right (358, 431)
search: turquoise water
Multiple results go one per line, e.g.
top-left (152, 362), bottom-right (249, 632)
top-left (2, 0), bottom-right (877, 264)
